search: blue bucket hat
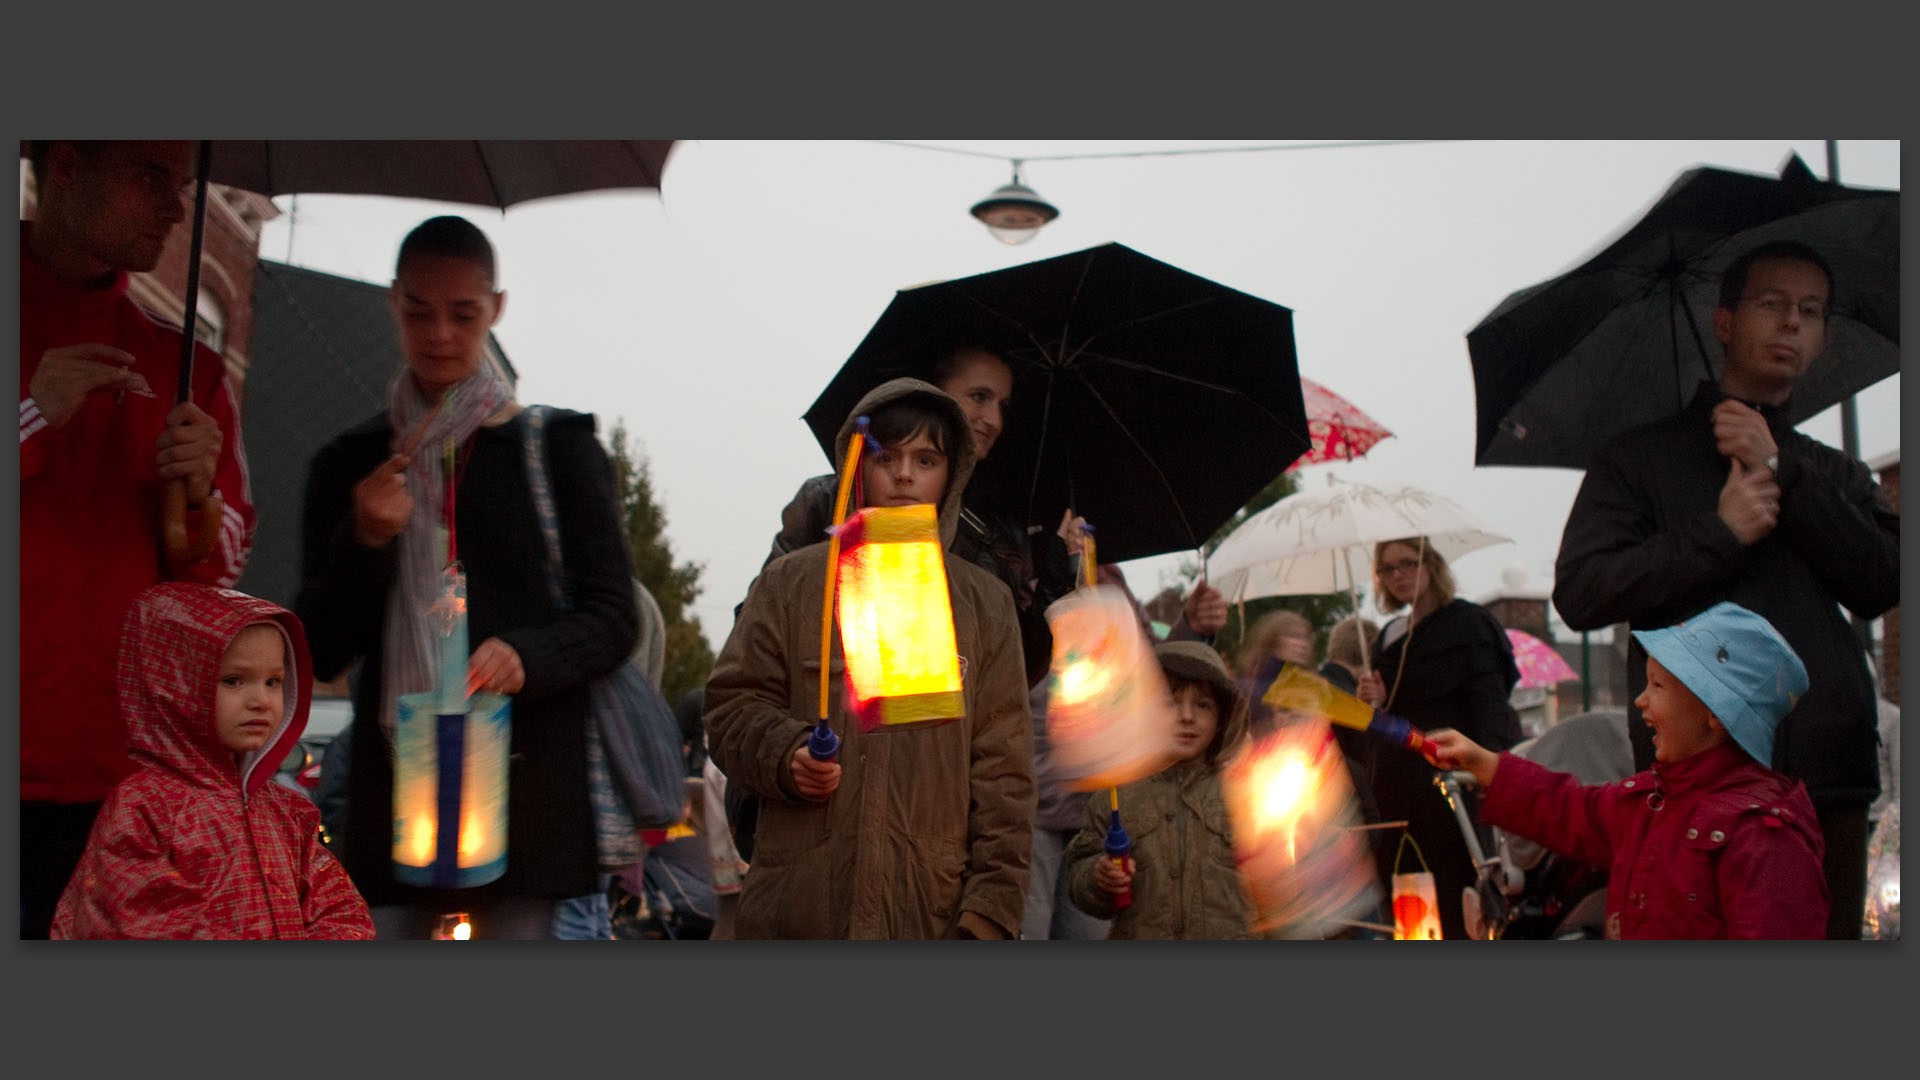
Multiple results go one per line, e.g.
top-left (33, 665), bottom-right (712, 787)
top-left (1631, 602), bottom-right (1808, 767)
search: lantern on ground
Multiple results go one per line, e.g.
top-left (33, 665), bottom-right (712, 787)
top-left (433, 912), bottom-right (473, 941)
top-left (1391, 835), bottom-right (1444, 940)
top-left (833, 503), bottom-right (965, 730)
top-left (392, 565), bottom-right (510, 889)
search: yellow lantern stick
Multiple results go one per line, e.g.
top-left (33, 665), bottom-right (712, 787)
top-left (818, 418), bottom-right (870, 722)
top-left (1082, 524), bottom-right (1116, 810)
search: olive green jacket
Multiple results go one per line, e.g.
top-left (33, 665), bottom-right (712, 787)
top-left (1066, 760), bottom-right (1256, 940)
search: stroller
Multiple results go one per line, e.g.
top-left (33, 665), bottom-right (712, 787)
top-left (1433, 708), bottom-right (1632, 940)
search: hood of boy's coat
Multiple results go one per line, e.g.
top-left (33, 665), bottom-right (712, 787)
top-left (834, 377), bottom-right (977, 550)
top-left (118, 583), bottom-right (313, 801)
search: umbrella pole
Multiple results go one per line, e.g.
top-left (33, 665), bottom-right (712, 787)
top-left (161, 140), bottom-right (223, 564)
top-left (1825, 138), bottom-right (1873, 660)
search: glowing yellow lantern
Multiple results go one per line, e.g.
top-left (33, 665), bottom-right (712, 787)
top-left (1222, 717), bottom-right (1380, 939)
top-left (393, 690), bottom-right (510, 888)
top-left (833, 503), bottom-right (965, 730)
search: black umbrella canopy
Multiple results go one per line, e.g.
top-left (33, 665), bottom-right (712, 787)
top-left (1468, 153), bottom-right (1899, 469)
top-left (804, 243), bottom-right (1311, 564)
top-left (205, 140), bottom-right (675, 208)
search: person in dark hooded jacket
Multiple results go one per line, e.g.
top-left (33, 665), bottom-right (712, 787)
top-left (53, 583), bottom-right (373, 939)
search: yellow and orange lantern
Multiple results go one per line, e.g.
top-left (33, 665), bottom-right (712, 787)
top-left (814, 417), bottom-right (964, 735)
top-left (833, 502), bottom-right (966, 730)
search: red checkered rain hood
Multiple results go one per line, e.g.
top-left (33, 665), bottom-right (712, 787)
top-left (118, 583), bottom-right (313, 801)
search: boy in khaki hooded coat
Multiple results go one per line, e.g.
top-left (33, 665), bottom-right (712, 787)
top-left (705, 378), bottom-right (1034, 939)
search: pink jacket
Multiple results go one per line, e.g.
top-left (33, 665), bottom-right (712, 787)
top-left (53, 584), bottom-right (373, 940)
top-left (1480, 742), bottom-right (1828, 939)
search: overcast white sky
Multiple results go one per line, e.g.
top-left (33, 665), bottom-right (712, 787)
top-left (252, 140), bottom-right (1901, 651)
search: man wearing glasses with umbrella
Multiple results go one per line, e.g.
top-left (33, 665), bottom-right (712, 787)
top-left (18, 141), bottom-right (255, 938)
top-left (1553, 241), bottom-right (1898, 938)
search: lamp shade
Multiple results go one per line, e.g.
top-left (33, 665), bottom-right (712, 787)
top-left (833, 504), bottom-right (965, 730)
top-left (970, 180), bottom-right (1059, 245)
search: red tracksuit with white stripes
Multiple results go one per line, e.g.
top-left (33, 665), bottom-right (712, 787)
top-left (20, 226), bottom-right (256, 804)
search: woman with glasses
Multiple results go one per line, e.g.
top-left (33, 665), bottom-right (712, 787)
top-left (1356, 536), bottom-right (1522, 940)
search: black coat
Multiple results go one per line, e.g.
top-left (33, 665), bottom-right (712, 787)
top-left (1553, 383), bottom-right (1898, 809)
top-left (1367, 598), bottom-right (1521, 940)
top-left (297, 408), bottom-right (639, 907)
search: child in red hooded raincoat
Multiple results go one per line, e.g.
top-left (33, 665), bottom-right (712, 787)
top-left (53, 583), bottom-right (374, 939)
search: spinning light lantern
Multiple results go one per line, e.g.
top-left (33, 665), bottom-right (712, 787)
top-left (1222, 717), bottom-right (1380, 939)
top-left (392, 565), bottom-right (510, 888)
top-left (1043, 584), bottom-right (1178, 791)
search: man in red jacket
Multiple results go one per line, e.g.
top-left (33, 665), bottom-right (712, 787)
top-left (19, 140), bottom-right (256, 938)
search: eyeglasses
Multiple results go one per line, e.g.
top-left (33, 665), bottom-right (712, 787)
top-left (1740, 294), bottom-right (1828, 323)
top-left (1379, 559), bottom-right (1423, 577)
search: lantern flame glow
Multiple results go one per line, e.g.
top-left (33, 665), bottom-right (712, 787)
top-left (392, 692), bottom-right (510, 889)
top-left (1223, 718), bottom-right (1381, 938)
top-left (834, 504), bottom-right (964, 730)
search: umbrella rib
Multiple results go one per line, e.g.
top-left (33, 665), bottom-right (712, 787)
top-left (1053, 254), bottom-right (1098, 368)
top-left (1059, 297), bottom-right (1227, 368)
top-left (1025, 370), bottom-right (1059, 517)
top-left (475, 143), bottom-right (505, 206)
top-left (1072, 349), bottom-right (1312, 439)
top-left (1068, 368), bottom-right (1201, 550)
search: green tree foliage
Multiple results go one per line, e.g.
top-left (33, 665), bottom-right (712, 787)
top-left (606, 421), bottom-right (715, 706)
top-left (1165, 469), bottom-right (1358, 670)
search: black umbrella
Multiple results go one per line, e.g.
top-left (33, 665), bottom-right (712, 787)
top-left (137, 139), bottom-right (677, 559)
top-left (1468, 153), bottom-right (1898, 470)
top-left (803, 243), bottom-right (1311, 564)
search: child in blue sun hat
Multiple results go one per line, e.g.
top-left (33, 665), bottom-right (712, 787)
top-left (1425, 601), bottom-right (1829, 939)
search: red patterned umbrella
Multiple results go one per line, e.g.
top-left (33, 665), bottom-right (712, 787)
top-left (1288, 377), bottom-right (1393, 469)
top-left (1506, 629), bottom-right (1579, 689)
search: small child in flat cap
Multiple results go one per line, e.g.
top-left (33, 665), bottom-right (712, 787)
top-left (1425, 601), bottom-right (1828, 939)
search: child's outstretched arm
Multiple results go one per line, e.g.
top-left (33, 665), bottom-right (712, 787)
top-left (52, 782), bottom-right (213, 940)
top-left (1452, 743), bottom-right (1628, 871)
top-left (1423, 729), bottom-right (1500, 786)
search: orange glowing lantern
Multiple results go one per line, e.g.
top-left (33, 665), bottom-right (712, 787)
top-left (1390, 835), bottom-right (1444, 940)
top-left (1043, 583), bottom-right (1177, 791)
top-left (833, 503), bottom-right (965, 730)
top-left (1222, 715), bottom-right (1380, 938)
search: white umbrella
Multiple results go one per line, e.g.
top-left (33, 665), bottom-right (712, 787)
top-left (1208, 480), bottom-right (1512, 668)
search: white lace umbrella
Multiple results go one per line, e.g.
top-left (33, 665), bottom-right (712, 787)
top-left (1208, 481), bottom-right (1512, 666)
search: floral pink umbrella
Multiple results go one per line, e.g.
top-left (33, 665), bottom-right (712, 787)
top-left (1288, 377), bottom-right (1394, 469)
top-left (1506, 629), bottom-right (1579, 689)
